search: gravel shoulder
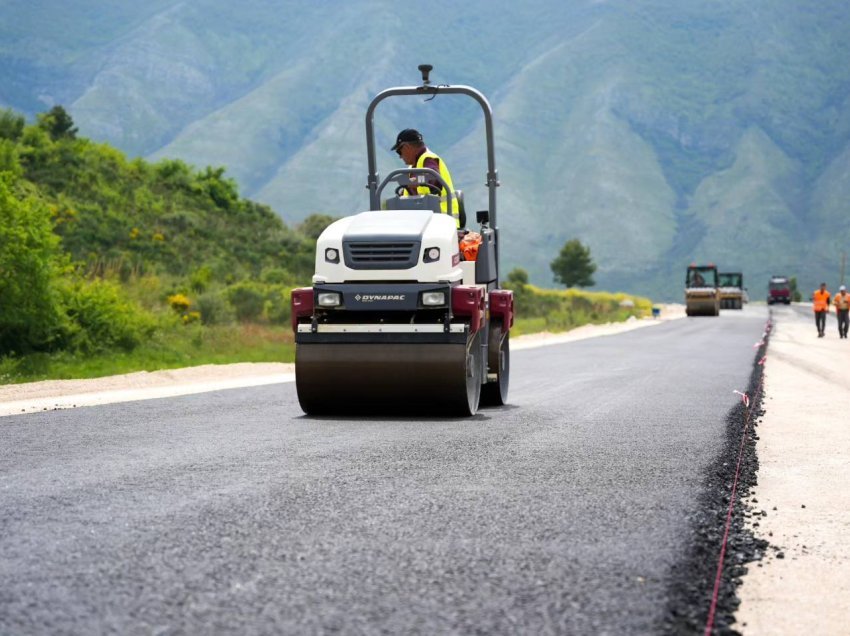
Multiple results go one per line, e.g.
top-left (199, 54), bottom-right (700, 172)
top-left (735, 306), bottom-right (850, 634)
top-left (0, 305), bottom-right (685, 416)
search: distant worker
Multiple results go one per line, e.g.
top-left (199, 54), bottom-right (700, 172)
top-left (834, 284), bottom-right (849, 339)
top-left (813, 282), bottom-right (831, 338)
top-left (692, 271), bottom-right (705, 287)
top-left (392, 128), bottom-right (460, 227)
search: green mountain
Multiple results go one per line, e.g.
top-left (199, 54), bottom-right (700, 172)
top-left (3, 0), bottom-right (850, 299)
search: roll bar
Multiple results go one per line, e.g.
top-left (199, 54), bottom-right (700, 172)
top-left (364, 65), bottom-right (499, 228)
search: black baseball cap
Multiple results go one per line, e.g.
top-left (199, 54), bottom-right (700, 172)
top-left (391, 128), bottom-right (423, 151)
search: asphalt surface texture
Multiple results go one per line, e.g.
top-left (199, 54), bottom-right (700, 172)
top-left (1, 306), bottom-right (768, 635)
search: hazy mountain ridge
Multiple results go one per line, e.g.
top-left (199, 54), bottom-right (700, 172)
top-left (3, 0), bottom-right (850, 299)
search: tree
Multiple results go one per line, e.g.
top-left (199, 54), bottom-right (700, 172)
top-left (297, 214), bottom-right (338, 241)
top-left (196, 165), bottom-right (239, 211)
top-left (789, 276), bottom-right (802, 303)
top-left (36, 105), bottom-right (78, 141)
top-left (0, 108), bottom-right (25, 141)
top-left (550, 239), bottom-right (596, 288)
top-left (506, 267), bottom-right (529, 286)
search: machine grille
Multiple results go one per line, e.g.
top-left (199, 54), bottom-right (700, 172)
top-left (343, 240), bottom-right (421, 269)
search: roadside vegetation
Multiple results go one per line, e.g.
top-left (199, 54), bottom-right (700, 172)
top-left (504, 268), bottom-right (652, 337)
top-left (789, 276), bottom-right (803, 303)
top-left (0, 106), bottom-right (652, 384)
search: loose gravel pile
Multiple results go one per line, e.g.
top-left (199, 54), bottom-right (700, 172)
top-left (661, 338), bottom-right (770, 635)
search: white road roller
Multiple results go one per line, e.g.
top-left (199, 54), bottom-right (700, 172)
top-left (290, 65), bottom-right (514, 416)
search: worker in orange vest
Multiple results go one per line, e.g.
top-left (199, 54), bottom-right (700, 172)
top-left (813, 282), bottom-right (831, 337)
top-left (834, 284), bottom-right (849, 339)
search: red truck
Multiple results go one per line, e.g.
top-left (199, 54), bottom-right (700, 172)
top-left (767, 276), bottom-right (791, 305)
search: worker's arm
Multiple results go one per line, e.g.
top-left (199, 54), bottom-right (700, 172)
top-left (422, 156), bottom-right (442, 192)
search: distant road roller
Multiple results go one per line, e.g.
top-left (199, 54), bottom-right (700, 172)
top-left (718, 272), bottom-right (744, 309)
top-left (685, 263), bottom-right (720, 316)
top-left (291, 66), bottom-right (514, 416)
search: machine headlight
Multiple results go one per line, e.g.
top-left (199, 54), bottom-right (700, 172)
top-left (421, 291), bottom-right (446, 306)
top-left (424, 247), bottom-right (440, 263)
top-left (317, 292), bottom-right (341, 307)
top-left (325, 248), bottom-right (340, 263)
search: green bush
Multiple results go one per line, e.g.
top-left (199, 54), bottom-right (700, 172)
top-left (226, 281), bottom-right (266, 321)
top-left (0, 139), bottom-right (23, 178)
top-left (59, 278), bottom-right (155, 354)
top-left (506, 267), bottom-right (529, 286)
top-left (297, 214), bottom-right (337, 240)
top-left (222, 280), bottom-right (295, 324)
top-left (0, 173), bottom-right (66, 354)
top-left (260, 267), bottom-right (290, 285)
top-left (263, 287), bottom-right (291, 325)
top-left (189, 265), bottom-right (213, 293)
top-left (504, 281), bottom-right (653, 333)
top-left (195, 290), bottom-right (236, 325)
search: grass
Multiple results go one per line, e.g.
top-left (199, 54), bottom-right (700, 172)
top-left (510, 311), bottom-right (643, 338)
top-left (0, 323), bottom-right (294, 384)
top-left (517, 305), bottom-right (653, 335)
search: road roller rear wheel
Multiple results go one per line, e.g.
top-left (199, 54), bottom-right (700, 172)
top-left (454, 329), bottom-right (483, 416)
top-left (480, 323), bottom-right (509, 407)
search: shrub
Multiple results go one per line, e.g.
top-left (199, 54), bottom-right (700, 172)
top-left (0, 174), bottom-right (66, 354)
top-left (226, 282), bottom-right (266, 321)
top-left (507, 282), bottom-right (652, 327)
top-left (167, 293), bottom-right (191, 313)
top-left (297, 214), bottom-right (337, 240)
top-left (59, 278), bottom-right (155, 353)
top-left (0, 139), bottom-right (23, 178)
top-left (195, 291), bottom-right (235, 325)
top-left (155, 158), bottom-right (193, 190)
top-left (260, 267), bottom-right (290, 285)
top-left (263, 288), bottom-right (291, 325)
top-left (506, 267), bottom-right (529, 286)
top-left (189, 265), bottom-right (213, 293)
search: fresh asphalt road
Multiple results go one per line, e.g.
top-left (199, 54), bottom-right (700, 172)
top-left (1, 307), bottom-right (768, 635)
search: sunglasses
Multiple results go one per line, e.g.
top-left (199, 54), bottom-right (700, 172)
top-left (395, 143), bottom-right (406, 156)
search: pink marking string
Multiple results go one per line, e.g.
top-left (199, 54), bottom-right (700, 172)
top-left (732, 390), bottom-right (750, 408)
top-left (704, 320), bottom-right (769, 635)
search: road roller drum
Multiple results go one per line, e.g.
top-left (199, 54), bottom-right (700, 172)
top-left (295, 334), bottom-right (482, 416)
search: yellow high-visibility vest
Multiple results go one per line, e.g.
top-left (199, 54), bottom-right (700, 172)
top-left (412, 150), bottom-right (459, 227)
